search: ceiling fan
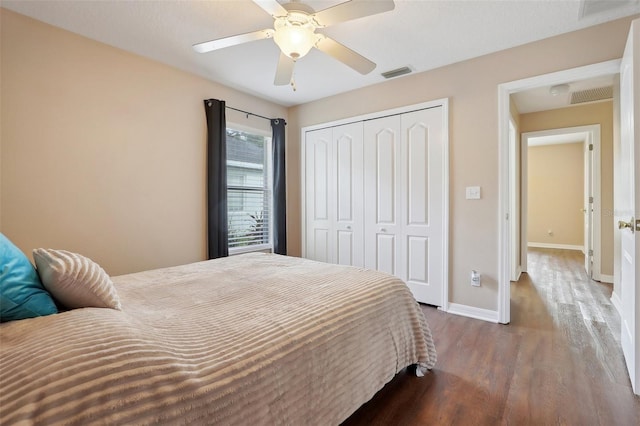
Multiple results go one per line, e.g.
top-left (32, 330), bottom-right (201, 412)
top-left (193, 0), bottom-right (395, 87)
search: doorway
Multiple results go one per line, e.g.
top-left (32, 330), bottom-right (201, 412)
top-left (521, 125), bottom-right (602, 281)
top-left (497, 59), bottom-right (620, 324)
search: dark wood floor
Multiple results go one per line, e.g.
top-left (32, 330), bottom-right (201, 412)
top-left (343, 248), bottom-right (640, 425)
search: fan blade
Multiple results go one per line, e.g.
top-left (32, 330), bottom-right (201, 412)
top-left (315, 35), bottom-right (375, 74)
top-left (253, 0), bottom-right (288, 17)
top-left (274, 53), bottom-right (295, 86)
top-left (193, 29), bottom-right (274, 53)
top-left (314, 0), bottom-right (395, 27)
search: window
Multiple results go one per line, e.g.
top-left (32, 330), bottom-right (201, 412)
top-left (226, 127), bottom-right (272, 253)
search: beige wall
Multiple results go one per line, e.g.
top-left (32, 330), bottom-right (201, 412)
top-left (289, 17), bottom-right (635, 311)
top-left (0, 9), bottom-right (288, 276)
top-left (527, 142), bottom-right (585, 246)
top-left (520, 101), bottom-right (614, 276)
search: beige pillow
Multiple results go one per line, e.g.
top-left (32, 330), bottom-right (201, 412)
top-left (33, 249), bottom-right (121, 310)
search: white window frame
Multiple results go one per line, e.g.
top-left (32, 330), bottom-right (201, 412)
top-left (226, 122), bottom-right (273, 255)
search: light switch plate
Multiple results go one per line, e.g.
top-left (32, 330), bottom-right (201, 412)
top-left (465, 186), bottom-right (481, 200)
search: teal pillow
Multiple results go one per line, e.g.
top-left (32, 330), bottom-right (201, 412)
top-left (0, 233), bottom-right (58, 322)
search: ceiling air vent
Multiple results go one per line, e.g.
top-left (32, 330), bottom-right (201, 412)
top-left (579, 0), bottom-right (637, 18)
top-left (381, 66), bottom-right (412, 79)
top-left (570, 86), bottom-right (613, 105)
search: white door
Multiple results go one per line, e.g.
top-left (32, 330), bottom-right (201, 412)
top-left (400, 108), bottom-right (444, 306)
top-left (584, 138), bottom-right (593, 278)
top-left (619, 19), bottom-right (640, 395)
top-left (363, 108), bottom-right (445, 306)
top-left (304, 128), bottom-right (332, 263)
top-left (615, 20), bottom-right (640, 394)
top-left (364, 115), bottom-right (402, 276)
top-left (333, 123), bottom-right (364, 267)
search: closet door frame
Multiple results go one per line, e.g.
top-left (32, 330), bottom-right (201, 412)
top-left (301, 98), bottom-right (450, 310)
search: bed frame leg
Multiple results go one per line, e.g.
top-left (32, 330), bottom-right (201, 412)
top-left (408, 364), bottom-right (426, 377)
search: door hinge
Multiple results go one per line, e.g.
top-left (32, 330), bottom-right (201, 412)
top-left (589, 144), bottom-right (594, 151)
top-left (589, 249), bottom-right (593, 256)
top-left (589, 196), bottom-right (594, 204)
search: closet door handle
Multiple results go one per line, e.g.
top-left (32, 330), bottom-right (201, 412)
top-left (379, 228), bottom-right (387, 233)
top-left (346, 225), bottom-right (352, 230)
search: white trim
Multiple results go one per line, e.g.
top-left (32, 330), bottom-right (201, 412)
top-left (600, 274), bottom-right (614, 284)
top-left (227, 160), bottom-right (264, 170)
top-left (611, 290), bottom-right (622, 316)
top-left (514, 266), bottom-right (522, 282)
top-left (440, 100), bottom-right (451, 313)
top-left (527, 242), bottom-right (585, 251)
top-left (227, 121), bottom-right (272, 138)
top-left (498, 83), bottom-right (511, 324)
top-left (497, 59), bottom-right (621, 325)
top-left (229, 243), bottom-right (273, 255)
top-left (301, 98), bottom-right (450, 309)
top-left (509, 118), bottom-right (521, 282)
top-left (521, 133), bottom-right (529, 274)
top-left (302, 99), bottom-right (448, 132)
top-left (447, 303), bottom-right (500, 323)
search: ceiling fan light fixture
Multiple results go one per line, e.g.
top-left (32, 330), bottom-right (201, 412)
top-left (273, 14), bottom-right (317, 60)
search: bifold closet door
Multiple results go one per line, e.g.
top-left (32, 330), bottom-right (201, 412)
top-left (304, 128), bottom-right (332, 263)
top-left (400, 107), bottom-right (444, 306)
top-left (306, 106), bottom-right (444, 305)
top-left (363, 115), bottom-right (403, 277)
top-left (333, 123), bottom-right (364, 267)
top-left (363, 107), bottom-right (444, 306)
top-left (304, 123), bottom-right (364, 266)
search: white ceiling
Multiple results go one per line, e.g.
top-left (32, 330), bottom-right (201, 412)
top-left (3, 0), bottom-right (640, 107)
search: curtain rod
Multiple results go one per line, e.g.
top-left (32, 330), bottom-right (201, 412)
top-left (225, 106), bottom-right (273, 122)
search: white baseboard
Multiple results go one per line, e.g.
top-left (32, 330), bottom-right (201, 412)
top-left (512, 266), bottom-right (522, 282)
top-left (611, 291), bottom-right (622, 316)
top-left (599, 274), bottom-right (613, 284)
top-left (527, 242), bottom-right (584, 251)
top-left (446, 303), bottom-right (499, 323)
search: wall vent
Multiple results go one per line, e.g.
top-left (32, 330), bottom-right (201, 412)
top-left (381, 66), bottom-right (412, 79)
top-left (570, 86), bottom-right (613, 105)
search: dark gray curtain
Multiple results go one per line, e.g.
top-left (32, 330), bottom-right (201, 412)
top-left (271, 118), bottom-right (287, 255)
top-left (204, 99), bottom-right (229, 259)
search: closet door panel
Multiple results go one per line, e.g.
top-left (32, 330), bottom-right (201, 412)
top-left (337, 231), bottom-right (354, 265)
top-left (364, 115), bottom-right (402, 275)
top-left (401, 107), bottom-right (444, 306)
top-left (334, 123), bottom-right (364, 267)
top-left (407, 124), bottom-right (429, 225)
top-left (376, 234), bottom-right (397, 275)
top-left (314, 229), bottom-right (330, 263)
top-left (375, 130), bottom-right (396, 223)
top-left (407, 236), bottom-right (428, 282)
top-left (304, 128), bottom-right (333, 262)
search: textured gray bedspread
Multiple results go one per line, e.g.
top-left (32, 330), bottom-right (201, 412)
top-left (0, 253), bottom-right (436, 425)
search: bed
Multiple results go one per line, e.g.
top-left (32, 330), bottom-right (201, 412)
top-left (0, 252), bottom-right (436, 425)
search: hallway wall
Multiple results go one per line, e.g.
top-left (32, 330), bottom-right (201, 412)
top-left (520, 101), bottom-right (614, 277)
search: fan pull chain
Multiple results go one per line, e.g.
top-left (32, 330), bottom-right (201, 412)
top-left (291, 77), bottom-right (297, 92)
